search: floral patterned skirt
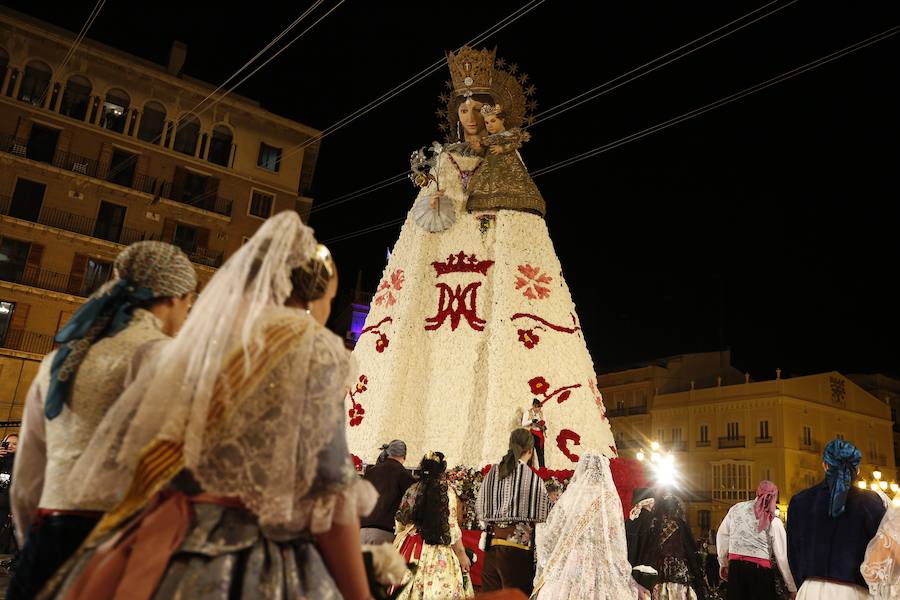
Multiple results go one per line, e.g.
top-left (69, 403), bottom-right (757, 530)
top-left (394, 530), bottom-right (474, 600)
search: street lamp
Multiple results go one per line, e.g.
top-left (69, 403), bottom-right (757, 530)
top-left (873, 470), bottom-right (883, 481)
top-left (880, 481), bottom-right (889, 490)
top-left (636, 450), bottom-right (645, 462)
top-left (858, 480), bottom-right (868, 489)
top-left (891, 483), bottom-right (899, 493)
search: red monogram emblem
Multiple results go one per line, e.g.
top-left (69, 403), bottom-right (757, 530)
top-left (425, 282), bottom-right (486, 331)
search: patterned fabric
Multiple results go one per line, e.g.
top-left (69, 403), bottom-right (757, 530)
top-left (394, 487), bottom-right (474, 600)
top-left (754, 480), bottom-right (778, 532)
top-left (823, 438), bottom-right (862, 517)
top-left (40, 310), bottom-right (169, 512)
top-left (862, 505), bottom-right (900, 598)
top-left (477, 463), bottom-right (549, 525)
top-left (46, 241), bottom-right (195, 419)
top-left (467, 129), bottom-right (545, 215)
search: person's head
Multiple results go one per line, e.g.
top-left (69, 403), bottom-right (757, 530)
top-left (2, 433), bottom-right (18, 452)
top-left (532, 398), bottom-right (541, 409)
top-left (377, 439), bottom-right (408, 465)
top-left (480, 103), bottom-right (507, 134)
top-left (754, 480), bottom-right (779, 532)
top-left (654, 489), bottom-right (686, 521)
top-left (287, 244), bottom-right (338, 325)
top-left (451, 93), bottom-right (494, 141)
top-left (822, 438), bottom-right (863, 517)
top-left (499, 427), bottom-right (534, 479)
top-left (419, 451), bottom-right (447, 480)
top-left (115, 241), bottom-right (198, 336)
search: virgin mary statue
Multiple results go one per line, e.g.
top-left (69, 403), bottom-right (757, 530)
top-left (346, 46), bottom-right (616, 469)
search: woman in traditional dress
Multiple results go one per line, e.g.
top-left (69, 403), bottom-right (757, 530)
top-left (45, 211), bottom-right (376, 599)
top-left (393, 451), bottom-right (474, 600)
top-left (862, 500), bottom-right (900, 598)
top-left (532, 453), bottom-right (644, 599)
top-left (635, 491), bottom-right (710, 600)
top-left (348, 45), bottom-right (616, 472)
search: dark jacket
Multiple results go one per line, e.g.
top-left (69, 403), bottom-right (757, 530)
top-left (787, 480), bottom-right (886, 590)
top-left (360, 458), bottom-right (415, 533)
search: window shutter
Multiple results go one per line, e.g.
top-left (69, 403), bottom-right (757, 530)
top-left (9, 302), bottom-right (30, 331)
top-left (67, 253), bottom-right (88, 295)
top-left (98, 142), bottom-right (114, 178)
top-left (162, 218), bottom-right (177, 242)
top-left (25, 243), bottom-right (44, 270)
top-left (171, 166), bottom-right (187, 201)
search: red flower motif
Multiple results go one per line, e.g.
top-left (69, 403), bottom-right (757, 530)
top-left (374, 269), bottom-right (405, 306)
top-left (517, 328), bottom-right (540, 349)
top-left (557, 429), bottom-right (582, 463)
top-left (375, 333), bottom-right (389, 353)
top-left (515, 264), bottom-right (553, 300)
top-left (351, 454), bottom-right (363, 472)
top-left (349, 402), bottom-right (365, 427)
top-left (481, 464), bottom-right (493, 476)
top-left (529, 376), bottom-right (550, 396)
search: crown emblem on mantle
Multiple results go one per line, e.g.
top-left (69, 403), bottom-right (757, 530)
top-left (431, 251), bottom-right (495, 277)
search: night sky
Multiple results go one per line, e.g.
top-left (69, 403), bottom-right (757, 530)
top-left (9, 1), bottom-right (900, 378)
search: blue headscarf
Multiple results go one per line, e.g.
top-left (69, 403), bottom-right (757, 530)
top-left (44, 241), bottom-right (196, 420)
top-left (823, 438), bottom-right (862, 518)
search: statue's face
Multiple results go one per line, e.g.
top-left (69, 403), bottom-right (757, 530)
top-left (457, 98), bottom-right (486, 136)
top-left (484, 114), bottom-right (505, 134)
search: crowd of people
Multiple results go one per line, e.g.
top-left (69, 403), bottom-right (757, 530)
top-left (0, 212), bottom-right (896, 599)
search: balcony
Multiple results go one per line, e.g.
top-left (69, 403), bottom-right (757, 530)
top-left (627, 404), bottom-right (648, 415)
top-left (0, 328), bottom-right (56, 354)
top-left (0, 133), bottom-right (233, 217)
top-left (718, 436), bottom-right (746, 449)
top-left (671, 440), bottom-right (688, 452)
top-left (696, 439), bottom-right (711, 447)
top-left (0, 199), bottom-right (159, 247)
top-left (755, 436), bottom-right (773, 444)
top-left (186, 245), bottom-right (224, 268)
top-left (800, 439), bottom-right (821, 453)
top-left (0, 265), bottom-right (73, 295)
top-left (606, 407), bottom-right (627, 418)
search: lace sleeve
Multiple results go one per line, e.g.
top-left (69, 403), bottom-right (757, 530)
top-left (862, 528), bottom-right (900, 597)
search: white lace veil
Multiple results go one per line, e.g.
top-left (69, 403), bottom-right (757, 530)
top-left (535, 453), bottom-right (638, 600)
top-left (862, 503), bottom-right (900, 598)
top-left (67, 211), bottom-right (318, 518)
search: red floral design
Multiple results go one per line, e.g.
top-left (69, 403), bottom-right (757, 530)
top-left (351, 454), bottom-right (363, 472)
top-left (589, 379), bottom-right (607, 421)
top-left (360, 317), bottom-right (392, 354)
top-left (528, 376), bottom-right (582, 405)
top-left (348, 375), bottom-right (368, 427)
top-left (424, 282), bottom-right (486, 332)
top-left (515, 264), bottom-right (553, 300)
top-left (374, 269), bottom-right (405, 307)
top-left (557, 429), bottom-right (582, 463)
top-left (529, 376), bottom-right (550, 396)
top-left (517, 328), bottom-right (540, 349)
top-left (348, 402), bottom-right (365, 427)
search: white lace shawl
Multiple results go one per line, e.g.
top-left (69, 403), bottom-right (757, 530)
top-left (534, 454), bottom-right (639, 599)
top-left (862, 505), bottom-right (900, 599)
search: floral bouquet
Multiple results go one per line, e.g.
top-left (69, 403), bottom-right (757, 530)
top-left (446, 465), bottom-right (485, 530)
top-left (362, 543), bottom-right (416, 600)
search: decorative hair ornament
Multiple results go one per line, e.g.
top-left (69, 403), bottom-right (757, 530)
top-left (480, 103), bottom-right (503, 117)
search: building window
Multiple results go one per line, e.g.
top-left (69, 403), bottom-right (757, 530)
top-left (82, 258), bottom-right (113, 296)
top-left (18, 60), bottom-right (51, 106)
top-left (712, 461), bottom-right (753, 502)
top-left (249, 191), bottom-right (274, 219)
top-left (657, 430), bottom-right (665, 442)
top-left (0, 300), bottom-right (14, 346)
top-left (727, 422), bottom-right (740, 439)
top-left (698, 510), bottom-right (711, 532)
top-left (173, 223), bottom-right (198, 253)
top-left (699, 425), bottom-right (709, 443)
top-left (100, 88), bottom-right (131, 134)
top-left (10, 178), bottom-right (46, 222)
top-left (138, 101), bottom-right (167, 143)
top-left (759, 420), bottom-right (770, 440)
top-left (26, 123), bottom-right (60, 165)
top-left (208, 125), bottom-right (233, 166)
top-left (173, 113), bottom-right (200, 156)
top-left (257, 142), bottom-right (281, 172)
top-left (0, 238), bottom-right (32, 283)
top-left (672, 428), bottom-right (683, 442)
top-left (802, 426), bottom-right (812, 447)
top-left (59, 75), bottom-right (92, 120)
top-left (93, 201), bottom-right (127, 243)
top-left (0, 49), bottom-right (8, 90)
top-left (106, 148), bottom-right (137, 188)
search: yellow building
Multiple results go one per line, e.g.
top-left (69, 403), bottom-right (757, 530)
top-left (0, 8), bottom-right (321, 437)
top-left (602, 351), bottom-right (896, 537)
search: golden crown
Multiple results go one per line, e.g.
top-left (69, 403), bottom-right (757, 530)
top-left (425, 451), bottom-right (442, 462)
top-left (437, 46), bottom-right (538, 141)
top-left (447, 46), bottom-right (496, 97)
top-left (480, 103), bottom-right (503, 117)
